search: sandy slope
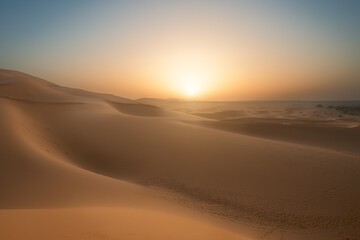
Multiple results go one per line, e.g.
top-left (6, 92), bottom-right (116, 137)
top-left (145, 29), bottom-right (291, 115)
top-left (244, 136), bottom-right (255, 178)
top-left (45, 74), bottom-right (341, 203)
top-left (137, 98), bottom-right (360, 155)
top-left (0, 69), bottom-right (246, 240)
top-left (0, 207), bottom-right (249, 240)
top-left (1, 69), bottom-right (360, 240)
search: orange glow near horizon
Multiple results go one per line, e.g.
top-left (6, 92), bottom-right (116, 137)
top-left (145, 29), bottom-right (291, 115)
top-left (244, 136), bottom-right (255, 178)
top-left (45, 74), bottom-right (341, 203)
top-left (164, 62), bottom-right (218, 99)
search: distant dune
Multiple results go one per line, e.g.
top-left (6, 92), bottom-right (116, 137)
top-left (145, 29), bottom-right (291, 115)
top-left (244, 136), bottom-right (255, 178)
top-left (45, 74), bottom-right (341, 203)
top-left (1, 69), bottom-right (360, 240)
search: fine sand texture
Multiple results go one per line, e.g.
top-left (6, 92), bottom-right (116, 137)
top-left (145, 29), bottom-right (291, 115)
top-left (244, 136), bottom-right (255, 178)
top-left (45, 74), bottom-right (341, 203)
top-left (1, 69), bottom-right (360, 240)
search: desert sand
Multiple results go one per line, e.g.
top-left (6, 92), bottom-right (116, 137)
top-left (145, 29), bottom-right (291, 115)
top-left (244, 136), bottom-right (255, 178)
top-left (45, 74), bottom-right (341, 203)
top-left (1, 69), bottom-right (360, 240)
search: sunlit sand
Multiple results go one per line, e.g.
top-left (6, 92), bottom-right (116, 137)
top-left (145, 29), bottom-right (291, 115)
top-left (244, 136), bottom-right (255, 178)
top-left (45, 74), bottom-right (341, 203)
top-left (1, 69), bottom-right (359, 240)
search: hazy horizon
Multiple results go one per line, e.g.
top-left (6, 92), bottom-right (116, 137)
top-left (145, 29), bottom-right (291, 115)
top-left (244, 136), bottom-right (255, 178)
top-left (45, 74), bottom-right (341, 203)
top-left (1, 0), bottom-right (359, 100)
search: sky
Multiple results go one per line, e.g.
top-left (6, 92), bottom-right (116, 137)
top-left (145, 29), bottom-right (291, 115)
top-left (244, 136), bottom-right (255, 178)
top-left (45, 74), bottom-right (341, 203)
top-left (0, 0), bottom-right (359, 100)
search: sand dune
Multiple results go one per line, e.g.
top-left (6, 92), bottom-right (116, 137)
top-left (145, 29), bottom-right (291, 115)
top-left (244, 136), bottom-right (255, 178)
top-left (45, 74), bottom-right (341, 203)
top-left (108, 101), bottom-right (169, 117)
top-left (1, 69), bottom-right (360, 240)
top-left (196, 117), bottom-right (360, 155)
top-left (138, 98), bottom-right (360, 155)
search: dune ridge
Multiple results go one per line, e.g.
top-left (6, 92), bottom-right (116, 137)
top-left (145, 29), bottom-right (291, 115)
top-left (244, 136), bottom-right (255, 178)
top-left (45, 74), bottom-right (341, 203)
top-left (1, 69), bottom-right (360, 240)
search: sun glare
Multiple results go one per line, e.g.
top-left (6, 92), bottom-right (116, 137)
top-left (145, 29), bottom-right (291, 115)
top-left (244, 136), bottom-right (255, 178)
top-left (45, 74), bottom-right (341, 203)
top-left (185, 84), bottom-right (198, 96)
top-left (162, 55), bottom-right (219, 98)
top-left (176, 69), bottom-right (206, 98)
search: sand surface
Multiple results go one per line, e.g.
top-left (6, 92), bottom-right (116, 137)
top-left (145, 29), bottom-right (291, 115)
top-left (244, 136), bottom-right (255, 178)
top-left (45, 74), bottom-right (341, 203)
top-left (1, 69), bottom-right (360, 240)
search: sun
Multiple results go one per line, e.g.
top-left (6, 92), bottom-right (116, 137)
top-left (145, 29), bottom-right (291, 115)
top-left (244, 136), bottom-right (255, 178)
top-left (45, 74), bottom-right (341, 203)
top-left (185, 84), bottom-right (198, 96)
top-left (177, 69), bottom-right (205, 97)
top-left (164, 60), bottom-right (217, 98)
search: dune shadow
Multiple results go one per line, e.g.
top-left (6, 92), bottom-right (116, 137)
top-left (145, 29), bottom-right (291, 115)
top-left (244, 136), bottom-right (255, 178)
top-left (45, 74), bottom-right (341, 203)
top-left (107, 101), bottom-right (167, 117)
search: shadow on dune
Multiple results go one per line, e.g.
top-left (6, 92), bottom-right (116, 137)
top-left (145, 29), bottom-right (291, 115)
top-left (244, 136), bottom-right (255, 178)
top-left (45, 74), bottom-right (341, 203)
top-left (195, 118), bottom-right (360, 156)
top-left (107, 101), bottom-right (167, 117)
